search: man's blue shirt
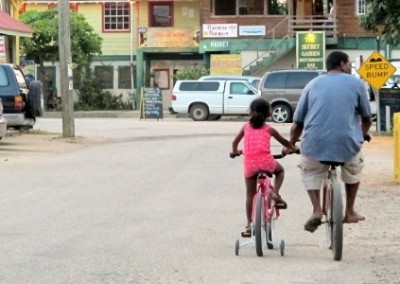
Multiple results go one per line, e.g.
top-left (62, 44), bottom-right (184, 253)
top-left (293, 73), bottom-right (371, 162)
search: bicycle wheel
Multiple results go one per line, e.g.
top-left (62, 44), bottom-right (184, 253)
top-left (266, 194), bottom-right (275, 249)
top-left (254, 192), bottom-right (265, 257)
top-left (331, 181), bottom-right (343, 261)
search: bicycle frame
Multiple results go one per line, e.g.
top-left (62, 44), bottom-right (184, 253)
top-left (252, 173), bottom-right (280, 223)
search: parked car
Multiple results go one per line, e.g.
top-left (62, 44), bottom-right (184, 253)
top-left (198, 75), bottom-right (261, 88)
top-left (0, 98), bottom-right (7, 140)
top-left (0, 64), bottom-right (44, 130)
top-left (259, 69), bottom-right (325, 123)
top-left (171, 80), bottom-right (258, 121)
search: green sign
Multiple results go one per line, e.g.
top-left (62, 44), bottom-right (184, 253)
top-left (296, 32), bottom-right (325, 70)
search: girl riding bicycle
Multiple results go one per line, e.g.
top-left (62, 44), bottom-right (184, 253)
top-left (231, 97), bottom-right (298, 237)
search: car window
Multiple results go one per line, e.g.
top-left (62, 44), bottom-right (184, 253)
top-left (230, 82), bottom-right (252, 95)
top-left (179, 82), bottom-right (220, 91)
top-left (0, 67), bottom-right (8, 87)
top-left (13, 68), bottom-right (28, 89)
top-left (263, 72), bottom-right (286, 89)
top-left (286, 72), bottom-right (318, 89)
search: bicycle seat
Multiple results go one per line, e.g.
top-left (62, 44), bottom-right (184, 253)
top-left (253, 171), bottom-right (273, 178)
top-left (320, 161), bottom-right (344, 167)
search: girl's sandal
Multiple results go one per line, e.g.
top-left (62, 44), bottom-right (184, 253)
top-left (271, 191), bottom-right (288, 209)
top-left (241, 225), bottom-right (251, 238)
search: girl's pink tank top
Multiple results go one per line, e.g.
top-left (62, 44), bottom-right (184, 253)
top-left (243, 122), bottom-right (277, 177)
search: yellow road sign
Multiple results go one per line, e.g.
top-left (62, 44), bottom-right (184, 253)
top-left (357, 51), bottom-right (396, 89)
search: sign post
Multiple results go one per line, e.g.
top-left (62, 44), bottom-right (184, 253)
top-left (357, 51), bottom-right (397, 133)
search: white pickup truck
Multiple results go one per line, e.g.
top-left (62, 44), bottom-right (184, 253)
top-left (171, 80), bottom-right (259, 121)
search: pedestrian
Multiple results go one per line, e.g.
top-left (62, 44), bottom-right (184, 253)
top-left (288, 51), bottom-right (372, 233)
top-left (230, 97), bottom-right (298, 237)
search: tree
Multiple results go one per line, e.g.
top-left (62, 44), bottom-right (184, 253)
top-left (360, 0), bottom-right (400, 46)
top-left (20, 10), bottom-right (102, 68)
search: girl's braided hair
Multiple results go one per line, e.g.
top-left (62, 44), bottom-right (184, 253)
top-left (249, 97), bottom-right (271, 129)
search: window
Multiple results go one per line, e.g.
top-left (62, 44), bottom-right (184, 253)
top-left (104, 2), bottom-right (130, 32)
top-left (149, 2), bottom-right (173, 27)
top-left (286, 72), bottom-right (318, 89)
top-left (356, 0), bottom-right (366, 15)
top-left (268, 0), bottom-right (287, 15)
top-left (263, 72), bottom-right (286, 89)
top-left (118, 66), bottom-right (132, 89)
top-left (230, 82), bottom-right (252, 94)
top-left (179, 82), bottom-right (220, 91)
top-left (211, 0), bottom-right (287, 15)
top-left (153, 69), bottom-right (169, 89)
top-left (212, 0), bottom-right (264, 16)
top-left (94, 66), bottom-right (114, 89)
top-left (0, 67), bottom-right (8, 87)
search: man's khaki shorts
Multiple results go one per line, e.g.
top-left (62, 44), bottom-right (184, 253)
top-left (298, 152), bottom-right (364, 190)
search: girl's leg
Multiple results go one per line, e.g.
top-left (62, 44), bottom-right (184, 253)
top-left (272, 162), bottom-right (285, 193)
top-left (245, 176), bottom-right (257, 226)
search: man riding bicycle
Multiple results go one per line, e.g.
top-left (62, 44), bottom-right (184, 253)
top-left (289, 51), bottom-right (372, 233)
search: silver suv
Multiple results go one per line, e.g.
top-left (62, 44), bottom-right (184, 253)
top-left (259, 69), bottom-right (324, 123)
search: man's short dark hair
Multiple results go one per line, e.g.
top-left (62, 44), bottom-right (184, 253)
top-left (326, 51), bottom-right (349, 71)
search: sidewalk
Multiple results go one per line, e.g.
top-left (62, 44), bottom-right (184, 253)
top-left (42, 110), bottom-right (181, 119)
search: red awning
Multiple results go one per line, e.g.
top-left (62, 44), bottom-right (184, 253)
top-left (0, 10), bottom-right (33, 37)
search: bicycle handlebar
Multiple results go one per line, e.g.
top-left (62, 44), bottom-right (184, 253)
top-left (229, 150), bottom-right (290, 160)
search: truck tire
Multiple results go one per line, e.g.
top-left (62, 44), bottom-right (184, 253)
top-left (26, 80), bottom-right (44, 117)
top-left (189, 104), bottom-right (209, 121)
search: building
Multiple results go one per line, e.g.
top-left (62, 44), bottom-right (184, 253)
top-left (19, 0), bottom-right (400, 110)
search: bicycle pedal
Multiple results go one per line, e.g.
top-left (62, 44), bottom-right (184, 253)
top-left (241, 232), bottom-right (251, 238)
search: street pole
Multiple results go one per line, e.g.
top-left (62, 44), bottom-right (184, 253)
top-left (58, 0), bottom-right (75, 137)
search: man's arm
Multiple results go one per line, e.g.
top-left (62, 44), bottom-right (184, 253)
top-left (290, 121), bottom-right (304, 145)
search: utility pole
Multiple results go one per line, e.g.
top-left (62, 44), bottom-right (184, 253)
top-left (58, 0), bottom-right (75, 137)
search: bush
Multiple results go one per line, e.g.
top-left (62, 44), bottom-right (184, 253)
top-left (75, 74), bottom-right (133, 110)
top-left (173, 66), bottom-right (209, 80)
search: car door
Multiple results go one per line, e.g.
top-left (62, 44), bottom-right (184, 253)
top-left (223, 81), bottom-right (257, 114)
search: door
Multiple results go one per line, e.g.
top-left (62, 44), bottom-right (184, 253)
top-left (223, 81), bottom-right (257, 114)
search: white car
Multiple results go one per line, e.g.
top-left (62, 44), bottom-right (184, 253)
top-left (0, 98), bottom-right (7, 140)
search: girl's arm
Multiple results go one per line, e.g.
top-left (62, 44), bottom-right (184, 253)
top-left (231, 125), bottom-right (245, 154)
top-left (269, 127), bottom-right (298, 152)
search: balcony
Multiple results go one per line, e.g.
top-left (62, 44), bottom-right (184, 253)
top-left (288, 15), bottom-right (338, 44)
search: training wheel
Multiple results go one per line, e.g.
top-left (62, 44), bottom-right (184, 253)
top-left (280, 239), bottom-right (285, 256)
top-left (235, 239), bottom-right (240, 256)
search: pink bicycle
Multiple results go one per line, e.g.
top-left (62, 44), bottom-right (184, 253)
top-left (231, 151), bottom-right (285, 257)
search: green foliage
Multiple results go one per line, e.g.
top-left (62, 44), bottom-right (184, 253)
top-left (360, 0), bottom-right (400, 46)
top-left (75, 73), bottom-right (132, 111)
top-left (20, 10), bottom-right (102, 67)
top-left (173, 66), bottom-right (209, 80)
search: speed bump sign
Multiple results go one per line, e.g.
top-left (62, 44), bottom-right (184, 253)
top-left (357, 51), bottom-right (396, 89)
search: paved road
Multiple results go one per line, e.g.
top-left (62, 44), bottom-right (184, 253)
top-left (0, 117), bottom-right (398, 283)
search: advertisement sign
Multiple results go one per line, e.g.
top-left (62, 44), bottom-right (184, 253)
top-left (202, 24), bottom-right (238, 38)
top-left (146, 28), bottom-right (196, 48)
top-left (296, 32), bottom-right (325, 70)
top-left (210, 54), bottom-right (242, 75)
top-left (239, 25), bottom-right (266, 36)
top-left (0, 36), bottom-right (6, 63)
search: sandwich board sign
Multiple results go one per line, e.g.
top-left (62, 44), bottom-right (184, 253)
top-left (357, 51), bottom-right (396, 90)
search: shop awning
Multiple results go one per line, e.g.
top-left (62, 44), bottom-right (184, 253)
top-left (0, 10), bottom-right (33, 37)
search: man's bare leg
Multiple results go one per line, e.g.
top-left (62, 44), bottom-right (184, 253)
top-left (344, 182), bottom-right (365, 223)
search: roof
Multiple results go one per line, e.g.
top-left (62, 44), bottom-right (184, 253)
top-left (0, 10), bottom-right (33, 37)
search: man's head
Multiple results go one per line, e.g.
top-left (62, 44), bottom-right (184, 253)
top-left (326, 51), bottom-right (352, 74)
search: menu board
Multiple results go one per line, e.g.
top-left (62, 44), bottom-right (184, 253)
top-left (140, 87), bottom-right (163, 120)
